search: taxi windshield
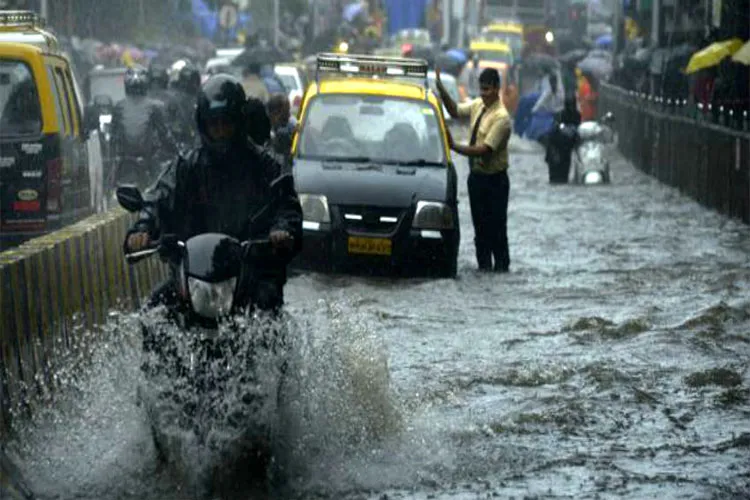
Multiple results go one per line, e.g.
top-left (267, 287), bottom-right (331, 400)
top-left (298, 93), bottom-right (445, 165)
top-left (0, 60), bottom-right (42, 136)
top-left (475, 49), bottom-right (512, 64)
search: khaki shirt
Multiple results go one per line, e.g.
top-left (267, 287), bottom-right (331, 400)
top-left (457, 98), bottom-right (511, 174)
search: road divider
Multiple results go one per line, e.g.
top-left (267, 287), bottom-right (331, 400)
top-left (0, 207), bottom-right (167, 437)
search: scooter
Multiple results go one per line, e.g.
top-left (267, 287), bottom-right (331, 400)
top-left (572, 111), bottom-right (616, 185)
top-left (116, 176), bottom-right (293, 495)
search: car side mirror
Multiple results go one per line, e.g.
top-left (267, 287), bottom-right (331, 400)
top-left (116, 184), bottom-right (144, 212)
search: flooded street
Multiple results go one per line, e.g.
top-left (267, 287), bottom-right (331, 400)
top-left (8, 129), bottom-right (750, 499)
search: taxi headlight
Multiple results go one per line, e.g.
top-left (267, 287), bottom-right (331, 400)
top-left (583, 171), bottom-right (604, 184)
top-left (412, 201), bottom-right (454, 230)
top-left (188, 277), bottom-right (237, 319)
top-left (299, 194), bottom-right (330, 223)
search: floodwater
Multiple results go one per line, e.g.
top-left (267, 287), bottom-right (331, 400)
top-left (5, 131), bottom-right (750, 499)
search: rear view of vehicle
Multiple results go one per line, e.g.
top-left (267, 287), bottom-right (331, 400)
top-left (469, 40), bottom-right (514, 72)
top-left (573, 113), bottom-right (616, 185)
top-left (1, 12), bottom-right (93, 249)
top-left (0, 51), bottom-right (50, 246)
top-left (480, 22), bottom-right (523, 60)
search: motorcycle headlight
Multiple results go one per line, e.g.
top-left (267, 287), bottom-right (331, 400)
top-left (188, 277), bottom-right (237, 319)
top-left (299, 194), bottom-right (330, 224)
top-left (583, 171), bottom-right (604, 184)
top-left (412, 201), bottom-right (454, 230)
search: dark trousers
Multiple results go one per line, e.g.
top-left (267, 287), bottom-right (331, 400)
top-left (545, 140), bottom-right (573, 184)
top-left (467, 171), bottom-right (510, 271)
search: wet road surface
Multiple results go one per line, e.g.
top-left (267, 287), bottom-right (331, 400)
top-left (7, 131), bottom-right (750, 499)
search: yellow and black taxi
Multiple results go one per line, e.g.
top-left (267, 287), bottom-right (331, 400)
top-left (480, 21), bottom-right (523, 59)
top-left (469, 39), bottom-right (514, 72)
top-left (291, 53), bottom-right (459, 278)
top-left (0, 11), bottom-right (95, 249)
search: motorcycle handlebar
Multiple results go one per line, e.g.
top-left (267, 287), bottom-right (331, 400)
top-left (125, 236), bottom-right (279, 263)
top-left (124, 234), bottom-right (180, 263)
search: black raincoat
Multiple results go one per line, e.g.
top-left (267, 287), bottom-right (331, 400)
top-left (111, 95), bottom-right (177, 159)
top-left (128, 142), bottom-right (303, 312)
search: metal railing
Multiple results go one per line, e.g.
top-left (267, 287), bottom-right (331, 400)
top-left (599, 83), bottom-right (750, 223)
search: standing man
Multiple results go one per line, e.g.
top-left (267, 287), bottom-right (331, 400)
top-left (435, 67), bottom-right (512, 273)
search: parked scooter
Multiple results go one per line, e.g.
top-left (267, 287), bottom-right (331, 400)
top-left (117, 176), bottom-right (294, 495)
top-left (572, 112), bottom-right (616, 185)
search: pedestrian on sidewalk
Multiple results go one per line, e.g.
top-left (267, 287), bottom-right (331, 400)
top-left (434, 67), bottom-right (512, 273)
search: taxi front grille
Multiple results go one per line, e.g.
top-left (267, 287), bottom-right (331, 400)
top-left (338, 205), bottom-right (405, 235)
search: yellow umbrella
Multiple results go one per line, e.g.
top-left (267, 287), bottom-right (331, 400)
top-left (685, 38), bottom-right (744, 74)
top-left (732, 40), bottom-right (750, 65)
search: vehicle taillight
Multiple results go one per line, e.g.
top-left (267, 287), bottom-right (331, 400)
top-left (47, 157), bottom-right (62, 213)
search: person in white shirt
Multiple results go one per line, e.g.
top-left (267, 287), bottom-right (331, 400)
top-left (532, 69), bottom-right (565, 115)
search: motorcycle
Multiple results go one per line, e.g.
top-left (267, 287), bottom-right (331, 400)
top-left (116, 176), bottom-right (294, 495)
top-left (572, 112), bottom-right (616, 185)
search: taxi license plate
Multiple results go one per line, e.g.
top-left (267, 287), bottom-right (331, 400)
top-left (348, 236), bottom-right (392, 256)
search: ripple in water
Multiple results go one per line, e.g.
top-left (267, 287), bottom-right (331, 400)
top-left (6, 297), bottom-right (400, 500)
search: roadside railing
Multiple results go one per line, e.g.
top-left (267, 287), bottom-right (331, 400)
top-left (0, 208), bottom-right (167, 438)
top-left (599, 83), bottom-right (750, 224)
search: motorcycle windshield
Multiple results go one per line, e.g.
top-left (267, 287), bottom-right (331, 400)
top-left (184, 233), bottom-right (243, 283)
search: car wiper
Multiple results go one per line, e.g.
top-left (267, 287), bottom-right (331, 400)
top-left (389, 159), bottom-right (444, 167)
top-left (356, 163), bottom-right (383, 171)
top-left (320, 156), bottom-right (373, 163)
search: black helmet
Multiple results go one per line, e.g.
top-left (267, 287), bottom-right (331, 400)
top-left (148, 62), bottom-right (169, 90)
top-left (174, 60), bottom-right (201, 95)
top-left (124, 65), bottom-right (149, 96)
top-left (196, 74), bottom-right (247, 155)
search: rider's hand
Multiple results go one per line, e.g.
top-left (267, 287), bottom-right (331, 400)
top-left (126, 232), bottom-right (151, 253)
top-left (270, 230), bottom-right (294, 251)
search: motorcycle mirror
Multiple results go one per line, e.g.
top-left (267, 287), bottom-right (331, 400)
top-left (116, 184), bottom-right (144, 212)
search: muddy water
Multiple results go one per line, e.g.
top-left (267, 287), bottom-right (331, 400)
top-left (7, 134), bottom-right (750, 499)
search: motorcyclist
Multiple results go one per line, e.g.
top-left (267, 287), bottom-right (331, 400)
top-left (110, 65), bottom-right (178, 190)
top-left (170, 60), bottom-right (202, 148)
top-left (124, 74), bottom-right (303, 314)
top-left (147, 62), bottom-right (185, 146)
top-left (546, 96), bottom-right (582, 183)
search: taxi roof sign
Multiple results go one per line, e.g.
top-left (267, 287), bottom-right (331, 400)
top-left (316, 53), bottom-right (429, 82)
top-left (0, 10), bottom-right (45, 29)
